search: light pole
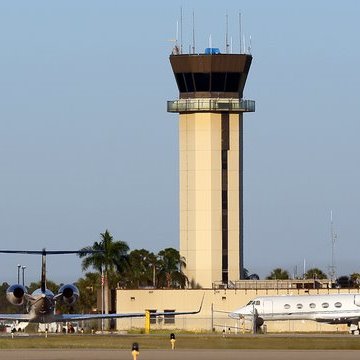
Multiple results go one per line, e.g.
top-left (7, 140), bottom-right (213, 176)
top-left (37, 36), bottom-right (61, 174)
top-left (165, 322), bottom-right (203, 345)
top-left (22, 266), bottom-right (26, 287)
top-left (17, 264), bottom-right (21, 284)
top-left (21, 265), bottom-right (27, 314)
top-left (101, 266), bottom-right (104, 333)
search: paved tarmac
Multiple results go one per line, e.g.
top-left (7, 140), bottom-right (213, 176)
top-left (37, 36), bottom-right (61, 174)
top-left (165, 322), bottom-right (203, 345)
top-left (2, 349), bottom-right (360, 360)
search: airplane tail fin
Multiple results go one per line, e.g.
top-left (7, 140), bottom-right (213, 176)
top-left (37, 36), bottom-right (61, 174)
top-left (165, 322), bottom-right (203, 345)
top-left (0, 249), bottom-right (103, 293)
top-left (41, 249), bottom-right (46, 293)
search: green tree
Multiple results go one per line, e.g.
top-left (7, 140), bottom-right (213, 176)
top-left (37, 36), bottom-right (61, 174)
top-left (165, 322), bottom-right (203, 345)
top-left (78, 230), bottom-right (129, 323)
top-left (350, 273), bottom-right (360, 288)
top-left (157, 248), bottom-right (188, 289)
top-left (75, 272), bottom-right (100, 314)
top-left (125, 249), bottom-right (158, 288)
top-left (266, 268), bottom-right (290, 280)
top-left (304, 268), bottom-right (328, 280)
top-left (0, 282), bottom-right (15, 314)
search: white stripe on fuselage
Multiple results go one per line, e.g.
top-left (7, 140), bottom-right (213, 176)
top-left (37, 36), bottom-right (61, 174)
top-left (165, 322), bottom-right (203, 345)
top-left (230, 294), bottom-right (360, 323)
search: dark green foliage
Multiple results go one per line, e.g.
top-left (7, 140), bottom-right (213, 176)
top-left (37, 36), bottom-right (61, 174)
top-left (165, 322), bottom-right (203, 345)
top-left (157, 248), bottom-right (188, 289)
top-left (304, 268), bottom-right (328, 280)
top-left (0, 282), bottom-right (15, 314)
top-left (123, 249), bottom-right (158, 288)
top-left (266, 268), bottom-right (290, 280)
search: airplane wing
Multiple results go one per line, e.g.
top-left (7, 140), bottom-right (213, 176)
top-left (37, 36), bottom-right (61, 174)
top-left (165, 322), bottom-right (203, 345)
top-left (0, 314), bottom-right (32, 322)
top-left (0, 312), bottom-right (163, 323)
top-left (56, 293), bottom-right (205, 322)
top-left (57, 310), bottom-right (197, 322)
top-left (57, 312), bottom-right (153, 321)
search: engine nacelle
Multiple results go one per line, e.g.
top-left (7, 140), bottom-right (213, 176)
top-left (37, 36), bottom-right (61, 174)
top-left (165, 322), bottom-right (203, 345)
top-left (6, 284), bottom-right (27, 306)
top-left (58, 284), bottom-right (79, 306)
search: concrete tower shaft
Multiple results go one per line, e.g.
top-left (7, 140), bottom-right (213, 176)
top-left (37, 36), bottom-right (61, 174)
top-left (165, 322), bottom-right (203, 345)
top-left (168, 52), bottom-right (254, 288)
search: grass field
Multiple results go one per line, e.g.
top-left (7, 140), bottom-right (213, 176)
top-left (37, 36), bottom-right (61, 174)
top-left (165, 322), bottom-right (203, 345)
top-left (1, 334), bottom-right (360, 350)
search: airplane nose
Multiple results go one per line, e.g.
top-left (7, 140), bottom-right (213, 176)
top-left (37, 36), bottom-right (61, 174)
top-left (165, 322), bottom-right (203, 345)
top-left (229, 312), bottom-right (239, 319)
top-left (229, 311), bottom-right (242, 319)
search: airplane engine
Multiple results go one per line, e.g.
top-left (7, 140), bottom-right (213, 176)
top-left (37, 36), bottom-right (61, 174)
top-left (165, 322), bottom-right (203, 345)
top-left (58, 284), bottom-right (79, 306)
top-left (6, 284), bottom-right (27, 306)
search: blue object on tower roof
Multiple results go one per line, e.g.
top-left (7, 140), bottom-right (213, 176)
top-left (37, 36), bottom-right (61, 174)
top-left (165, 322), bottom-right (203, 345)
top-left (205, 48), bottom-right (220, 55)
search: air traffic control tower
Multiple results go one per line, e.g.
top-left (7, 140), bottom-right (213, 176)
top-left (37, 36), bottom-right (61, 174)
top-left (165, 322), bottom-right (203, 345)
top-left (168, 48), bottom-right (255, 288)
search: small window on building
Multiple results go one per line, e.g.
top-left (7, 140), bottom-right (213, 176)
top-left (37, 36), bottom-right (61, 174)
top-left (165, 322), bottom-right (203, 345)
top-left (147, 309), bottom-right (157, 325)
top-left (164, 309), bottom-right (175, 325)
top-left (296, 304), bottom-right (303, 309)
top-left (334, 302), bottom-right (342, 308)
top-left (322, 302), bottom-right (329, 308)
top-left (309, 303), bottom-right (316, 309)
top-left (284, 304), bottom-right (290, 309)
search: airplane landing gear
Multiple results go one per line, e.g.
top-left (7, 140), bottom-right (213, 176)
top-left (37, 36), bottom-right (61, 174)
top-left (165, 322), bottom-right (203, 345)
top-left (348, 323), bottom-right (360, 335)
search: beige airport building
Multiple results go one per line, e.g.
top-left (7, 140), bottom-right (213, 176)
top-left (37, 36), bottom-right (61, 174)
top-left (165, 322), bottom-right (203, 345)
top-left (113, 49), bottom-right (354, 334)
top-left (116, 285), bottom-right (360, 333)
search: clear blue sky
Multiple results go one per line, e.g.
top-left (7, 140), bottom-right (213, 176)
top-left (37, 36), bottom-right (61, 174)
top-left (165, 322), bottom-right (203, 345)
top-left (0, 1), bottom-right (359, 284)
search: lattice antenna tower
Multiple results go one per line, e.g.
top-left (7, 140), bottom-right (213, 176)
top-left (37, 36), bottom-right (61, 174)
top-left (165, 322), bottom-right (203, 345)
top-left (329, 210), bottom-right (337, 282)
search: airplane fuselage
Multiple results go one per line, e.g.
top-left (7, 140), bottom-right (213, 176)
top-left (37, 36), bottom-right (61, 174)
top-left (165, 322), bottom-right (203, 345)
top-left (230, 294), bottom-right (360, 325)
top-left (27, 288), bottom-right (56, 322)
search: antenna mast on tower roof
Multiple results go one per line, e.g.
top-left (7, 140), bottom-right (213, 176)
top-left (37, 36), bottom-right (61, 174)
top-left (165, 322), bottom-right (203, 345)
top-left (239, 11), bottom-right (242, 54)
top-left (180, 6), bottom-right (183, 54)
top-left (225, 12), bottom-right (229, 54)
top-left (192, 10), bottom-right (196, 54)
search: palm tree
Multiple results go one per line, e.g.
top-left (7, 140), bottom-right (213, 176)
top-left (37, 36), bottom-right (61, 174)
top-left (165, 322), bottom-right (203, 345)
top-left (266, 268), bottom-right (290, 280)
top-left (304, 268), bottom-right (327, 280)
top-left (244, 268), bottom-right (260, 280)
top-left (157, 248), bottom-right (188, 288)
top-left (78, 230), bottom-right (129, 324)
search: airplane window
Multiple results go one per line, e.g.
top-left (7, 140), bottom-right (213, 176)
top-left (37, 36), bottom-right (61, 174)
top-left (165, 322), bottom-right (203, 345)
top-left (309, 303), bottom-right (316, 308)
top-left (255, 301), bottom-right (260, 305)
top-left (322, 302), bottom-right (329, 308)
top-left (164, 309), bottom-right (175, 324)
top-left (334, 302), bottom-right (342, 308)
top-left (284, 304), bottom-right (290, 309)
top-left (296, 304), bottom-right (303, 309)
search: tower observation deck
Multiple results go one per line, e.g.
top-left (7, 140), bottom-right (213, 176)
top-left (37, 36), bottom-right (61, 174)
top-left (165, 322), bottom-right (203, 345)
top-left (168, 50), bottom-right (255, 288)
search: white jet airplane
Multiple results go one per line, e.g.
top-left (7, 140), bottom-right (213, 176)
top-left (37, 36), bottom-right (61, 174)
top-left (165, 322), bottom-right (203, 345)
top-left (229, 293), bottom-right (360, 335)
top-left (0, 249), bottom-right (203, 324)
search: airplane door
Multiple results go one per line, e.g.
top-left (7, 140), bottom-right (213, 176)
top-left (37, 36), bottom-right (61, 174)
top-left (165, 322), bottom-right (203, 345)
top-left (262, 300), bottom-right (273, 316)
